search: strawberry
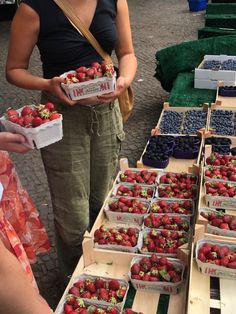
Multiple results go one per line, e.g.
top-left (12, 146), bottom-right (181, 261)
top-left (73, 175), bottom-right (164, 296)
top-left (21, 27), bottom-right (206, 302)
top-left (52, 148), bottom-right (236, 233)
top-left (94, 278), bottom-right (105, 289)
top-left (45, 102), bottom-right (55, 112)
top-left (64, 304), bottom-right (73, 314)
top-left (131, 263), bottom-right (140, 275)
top-left (49, 112), bottom-right (60, 120)
top-left (69, 286), bottom-right (81, 296)
top-left (98, 288), bottom-right (109, 301)
top-left (21, 106), bottom-right (34, 116)
top-left (109, 279), bottom-right (120, 291)
top-left (107, 306), bottom-right (119, 314)
top-left (116, 287), bottom-right (126, 299)
top-left (32, 116), bottom-right (43, 127)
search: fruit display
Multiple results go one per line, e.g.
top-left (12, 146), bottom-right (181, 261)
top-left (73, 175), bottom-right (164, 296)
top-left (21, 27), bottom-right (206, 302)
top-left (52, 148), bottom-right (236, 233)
top-left (158, 183), bottom-right (197, 199)
top-left (105, 197), bottom-right (150, 225)
top-left (113, 184), bottom-right (155, 199)
top-left (142, 135), bottom-right (201, 169)
top-left (182, 110), bottom-right (207, 134)
top-left (205, 181), bottom-right (236, 197)
top-left (63, 62), bottom-right (115, 84)
top-left (61, 298), bottom-right (120, 314)
top-left (196, 240), bottom-right (236, 279)
top-left (209, 110), bottom-right (234, 136)
top-left (60, 61), bottom-right (116, 100)
top-left (204, 165), bottom-right (236, 182)
top-left (158, 109), bottom-right (207, 135)
top-left (142, 135), bottom-right (174, 168)
top-left (118, 169), bottom-right (158, 185)
top-left (158, 172), bottom-right (197, 185)
top-left (61, 275), bottom-right (128, 312)
top-left (129, 255), bottom-right (185, 294)
top-left (159, 111), bottom-right (183, 134)
top-left (139, 228), bottom-right (189, 255)
top-left (172, 136), bottom-right (200, 159)
top-left (219, 85), bottom-right (236, 97)
top-left (93, 225), bottom-right (140, 252)
top-left (150, 199), bottom-right (194, 215)
top-left (0, 103), bottom-right (63, 149)
top-left (200, 209), bottom-right (236, 236)
top-left (3, 103), bottom-right (60, 127)
top-left (202, 59), bottom-right (236, 71)
top-left (107, 197), bottom-right (149, 215)
top-left (205, 136), bottom-right (232, 155)
top-left (143, 213), bottom-right (190, 232)
top-left (205, 152), bottom-right (236, 166)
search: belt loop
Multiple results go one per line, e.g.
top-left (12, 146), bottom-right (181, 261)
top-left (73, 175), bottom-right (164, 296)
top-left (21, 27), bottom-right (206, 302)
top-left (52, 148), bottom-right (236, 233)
top-left (109, 101), bottom-right (115, 110)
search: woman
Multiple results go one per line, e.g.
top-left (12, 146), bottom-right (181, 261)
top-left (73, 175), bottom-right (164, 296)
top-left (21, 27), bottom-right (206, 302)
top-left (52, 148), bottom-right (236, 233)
top-left (0, 132), bottom-right (52, 313)
top-left (6, 0), bottom-right (137, 282)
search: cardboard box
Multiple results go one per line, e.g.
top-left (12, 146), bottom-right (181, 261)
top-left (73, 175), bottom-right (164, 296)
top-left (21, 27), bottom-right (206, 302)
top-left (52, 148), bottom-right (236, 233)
top-left (0, 109), bottom-right (63, 149)
top-left (61, 70), bottom-right (116, 101)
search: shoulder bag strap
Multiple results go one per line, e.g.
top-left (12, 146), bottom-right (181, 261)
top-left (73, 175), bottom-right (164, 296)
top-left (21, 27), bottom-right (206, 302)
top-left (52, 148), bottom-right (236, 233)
top-left (53, 0), bottom-right (113, 65)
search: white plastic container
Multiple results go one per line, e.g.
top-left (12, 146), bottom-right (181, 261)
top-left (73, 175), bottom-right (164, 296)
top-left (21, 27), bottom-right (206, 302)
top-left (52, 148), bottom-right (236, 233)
top-left (61, 70), bottom-right (116, 101)
top-left (0, 111), bottom-right (63, 149)
top-left (196, 239), bottom-right (236, 279)
top-left (128, 255), bottom-right (185, 294)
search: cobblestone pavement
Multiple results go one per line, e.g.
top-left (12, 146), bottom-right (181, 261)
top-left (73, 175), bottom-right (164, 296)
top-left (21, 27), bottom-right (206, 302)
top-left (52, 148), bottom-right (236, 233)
top-left (0, 0), bottom-right (205, 310)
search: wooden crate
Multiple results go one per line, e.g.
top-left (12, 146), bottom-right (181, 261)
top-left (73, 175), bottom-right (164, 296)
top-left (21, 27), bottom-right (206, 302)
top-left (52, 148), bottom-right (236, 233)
top-left (207, 105), bottom-right (236, 135)
top-left (187, 226), bottom-right (236, 314)
top-left (153, 102), bottom-right (209, 136)
top-left (215, 81), bottom-right (236, 108)
top-left (136, 136), bottom-right (202, 174)
top-left (55, 161), bottom-right (191, 314)
top-left (54, 237), bottom-right (190, 314)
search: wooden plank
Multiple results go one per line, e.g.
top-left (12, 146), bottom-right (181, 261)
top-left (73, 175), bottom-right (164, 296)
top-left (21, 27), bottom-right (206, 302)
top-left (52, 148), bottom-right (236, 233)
top-left (132, 290), bottom-right (160, 314)
top-left (167, 281), bottom-right (187, 314)
top-left (220, 278), bottom-right (236, 314)
top-left (215, 96), bottom-right (236, 108)
top-left (187, 259), bottom-right (210, 314)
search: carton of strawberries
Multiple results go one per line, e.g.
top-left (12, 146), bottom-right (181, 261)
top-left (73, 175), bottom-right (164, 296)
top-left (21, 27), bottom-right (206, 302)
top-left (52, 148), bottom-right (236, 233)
top-left (128, 254), bottom-right (185, 294)
top-left (60, 274), bottom-right (129, 313)
top-left (196, 239), bottom-right (236, 279)
top-left (0, 103), bottom-right (62, 149)
top-left (104, 196), bottom-right (150, 226)
top-left (93, 225), bottom-right (141, 253)
top-left (60, 61), bottom-right (116, 100)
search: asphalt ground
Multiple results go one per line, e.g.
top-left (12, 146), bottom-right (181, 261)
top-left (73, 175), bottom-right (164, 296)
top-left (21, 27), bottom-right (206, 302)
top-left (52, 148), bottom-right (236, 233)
top-left (0, 0), bottom-right (205, 309)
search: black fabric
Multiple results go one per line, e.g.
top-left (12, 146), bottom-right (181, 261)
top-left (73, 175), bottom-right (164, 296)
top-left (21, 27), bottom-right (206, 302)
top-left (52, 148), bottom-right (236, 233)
top-left (21, 0), bottom-right (117, 78)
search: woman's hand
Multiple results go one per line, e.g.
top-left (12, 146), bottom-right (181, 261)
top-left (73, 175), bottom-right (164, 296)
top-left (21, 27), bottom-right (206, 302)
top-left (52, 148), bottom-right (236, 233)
top-left (96, 76), bottom-right (128, 103)
top-left (0, 132), bottom-right (31, 153)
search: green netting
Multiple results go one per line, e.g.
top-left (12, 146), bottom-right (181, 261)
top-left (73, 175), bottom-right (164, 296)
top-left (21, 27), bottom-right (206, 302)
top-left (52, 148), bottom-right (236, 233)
top-left (206, 14), bottom-right (236, 28)
top-left (206, 3), bottom-right (236, 14)
top-left (168, 72), bottom-right (216, 107)
top-left (155, 35), bottom-right (236, 92)
top-left (198, 26), bottom-right (236, 39)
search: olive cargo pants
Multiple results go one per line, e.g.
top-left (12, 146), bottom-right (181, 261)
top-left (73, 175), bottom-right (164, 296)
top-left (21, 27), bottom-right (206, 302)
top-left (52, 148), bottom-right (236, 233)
top-left (41, 92), bottom-right (125, 283)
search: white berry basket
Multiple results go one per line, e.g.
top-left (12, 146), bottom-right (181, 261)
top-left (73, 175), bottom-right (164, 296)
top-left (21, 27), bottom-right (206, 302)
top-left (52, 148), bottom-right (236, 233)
top-left (60, 273), bottom-right (129, 311)
top-left (199, 208), bottom-right (236, 238)
top-left (104, 196), bottom-right (151, 226)
top-left (196, 239), bottom-right (236, 279)
top-left (128, 255), bottom-right (185, 294)
top-left (0, 111), bottom-right (63, 149)
top-left (61, 70), bottom-right (116, 101)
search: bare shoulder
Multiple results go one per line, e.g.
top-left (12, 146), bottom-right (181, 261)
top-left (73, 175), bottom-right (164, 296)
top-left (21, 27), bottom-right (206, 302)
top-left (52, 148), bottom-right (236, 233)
top-left (12, 2), bottom-right (39, 30)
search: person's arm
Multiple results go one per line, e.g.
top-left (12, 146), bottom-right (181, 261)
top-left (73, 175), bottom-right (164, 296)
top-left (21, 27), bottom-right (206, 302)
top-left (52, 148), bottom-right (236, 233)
top-left (0, 132), bottom-right (30, 153)
top-left (98, 0), bottom-right (137, 103)
top-left (6, 4), bottom-right (78, 106)
top-left (0, 240), bottom-right (52, 314)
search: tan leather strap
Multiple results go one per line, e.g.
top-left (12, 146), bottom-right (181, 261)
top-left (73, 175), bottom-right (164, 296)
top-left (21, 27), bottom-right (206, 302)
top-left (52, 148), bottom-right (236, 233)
top-left (53, 0), bottom-right (113, 64)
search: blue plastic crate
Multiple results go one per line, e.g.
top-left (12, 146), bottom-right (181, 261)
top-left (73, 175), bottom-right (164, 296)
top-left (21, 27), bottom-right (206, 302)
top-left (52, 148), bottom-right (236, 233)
top-left (188, 0), bottom-right (207, 12)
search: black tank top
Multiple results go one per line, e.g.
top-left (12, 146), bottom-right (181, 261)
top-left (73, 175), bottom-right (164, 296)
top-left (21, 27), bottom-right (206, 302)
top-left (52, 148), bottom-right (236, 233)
top-left (21, 0), bottom-right (117, 78)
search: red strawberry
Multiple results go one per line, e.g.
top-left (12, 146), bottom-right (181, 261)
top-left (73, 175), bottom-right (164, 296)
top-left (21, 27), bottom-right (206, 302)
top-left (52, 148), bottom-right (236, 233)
top-left (21, 106), bottom-right (34, 116)
top-left (94, 278), bottom-right (105, 289)
top-left (49, 112), bottom-right (60, 120)
top-left (131, 263), bottom-right (140, 275)
top-left (109, 279), bottom-right (120, 291)
top-left (64, 304), bottom-right (73, 314)
top-left (44, 102), bottom-right (55, 111)
top-left (107, 307), bottom-right (119, 314)
top-left (98, 288), bottom-right (109, 301)
top-left (228, 262), bottom-right (236, 269)
top-left (32, 116), bottom-right (43, 127)
top-left (116, 287), bottom-right (126, 299)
